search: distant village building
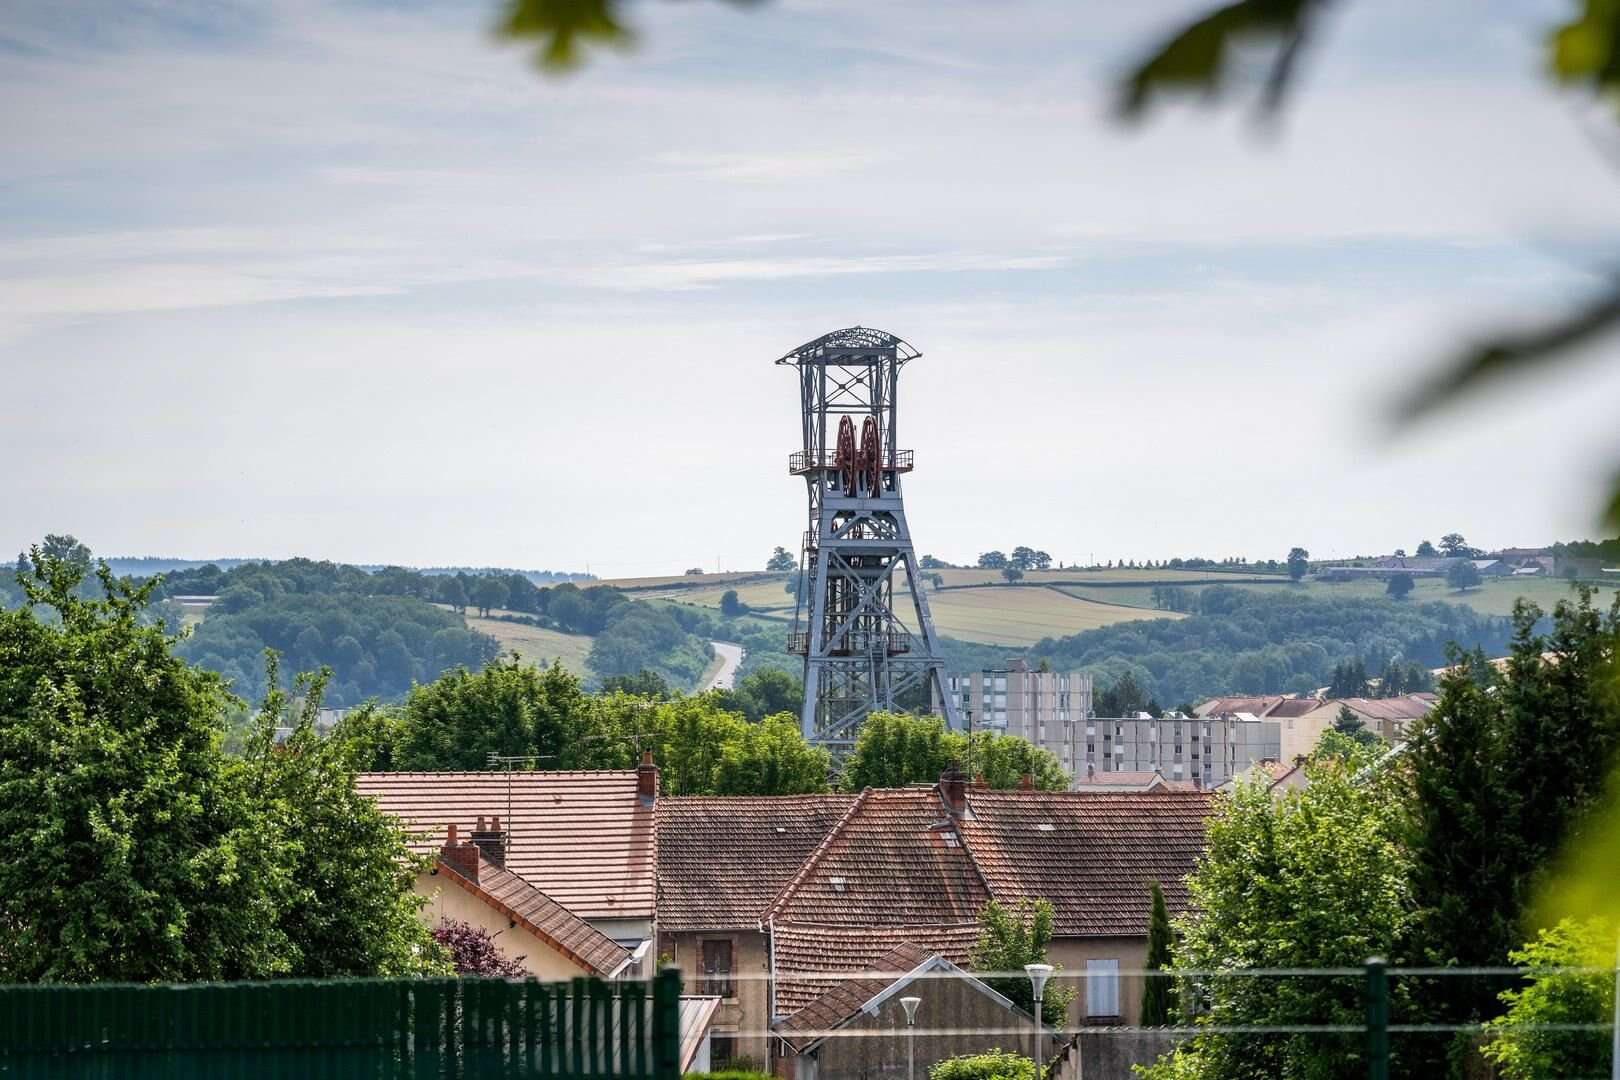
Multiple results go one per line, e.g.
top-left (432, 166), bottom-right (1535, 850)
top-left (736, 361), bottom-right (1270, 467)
top-left (656, 772), bottom-right (1213, 1074)
top-left (357, 761), bottom-right (661, 978)
top-left (935, 658), bottom-right (1093, 735)
top-left (1194, 693), bottom-right (1435, 763)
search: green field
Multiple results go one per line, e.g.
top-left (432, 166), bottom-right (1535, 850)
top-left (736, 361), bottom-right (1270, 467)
top-left (462, 615), bottom-right (595, 674)
top-left (928, 567), bottom-right (1291, 588)
top-left (640, 575), bottom-right (797, 613)
top-left (922, 585), bottom-right (1180, 645)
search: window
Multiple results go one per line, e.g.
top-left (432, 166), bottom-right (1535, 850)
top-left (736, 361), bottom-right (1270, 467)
top-left (710, 1034), bottom-right (736, 1070)
top-left (1085, 959), bottom-right (1120, 1018)
top-left (701, 939), bottom-right (734, 999)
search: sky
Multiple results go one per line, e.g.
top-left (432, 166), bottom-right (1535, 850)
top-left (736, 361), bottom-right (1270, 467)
top-left (5, 0), bottom-right (1620, 575)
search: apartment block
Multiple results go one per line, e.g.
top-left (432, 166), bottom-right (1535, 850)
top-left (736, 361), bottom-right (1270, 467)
top-left (934, 658), bottom-right (1093, 737)
top-left (1022, 712), bottom-right (1280, 789)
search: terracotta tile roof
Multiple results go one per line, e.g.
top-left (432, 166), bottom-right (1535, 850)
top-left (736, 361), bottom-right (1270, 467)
top-left (765, 789), bottom-right (992, 927)
top-left (1195, 696), bottom-right (1288, 717)
top-left (771, 924), bottom-right (981, 1015)
top-left (955, 789), bottom-right (1215, 937)
top-left (1335, 696), bottom-right (1435, 722)
top-left (1267, 698), bottom-right (1322, 718)
top-left (774, 941), bottom-right (934, 1049)
top-left (656, 794), bottom-right (858, 930)
top-left (358, 771), bottom-right (655, 920)
top-left (436, 853), bottom-right (630, 976)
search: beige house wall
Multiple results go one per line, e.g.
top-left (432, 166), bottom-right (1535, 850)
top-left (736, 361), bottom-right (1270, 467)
top-left (1279, 710), bottom-right (1335, 764)
top-left (414, 869), bottom-right (590, 981)
top-left (1047, 936), bottom-right (1149, 1028)
top-left (663, 929), bottom-right (773, 1068)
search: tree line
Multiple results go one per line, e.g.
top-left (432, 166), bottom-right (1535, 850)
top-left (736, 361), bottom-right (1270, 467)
top-left (1142, 590), bottom-right (1620, 1079)
top-left (1035, 585), bottom-right (1515, 706)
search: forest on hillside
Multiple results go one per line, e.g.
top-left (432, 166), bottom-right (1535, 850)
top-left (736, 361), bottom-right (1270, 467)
top-left (1032, 585), bottom-right (1519, 706)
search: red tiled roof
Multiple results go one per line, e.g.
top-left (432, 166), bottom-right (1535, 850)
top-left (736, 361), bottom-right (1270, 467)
top-left (765, 789), bottom-right (992, 927)
top-left (771, 924), bottom-right (981, 1014)
top-left (774, 941), bottom-right (934, 1048)
top-left (955, 789), bottom-right (1215, 937)
top-left (358, 771), bottom-right (655, 920)
top-left (1195, 696), bottom-right (1288, 717)
top-left (1267, 698), bottom-right (1322, 718)
top-left (1335, 696), bottom-right (1434, 722)
top-left (436, 853), bottom-right (630, 976)
top-left (656, 794), bottom-right (858, 930)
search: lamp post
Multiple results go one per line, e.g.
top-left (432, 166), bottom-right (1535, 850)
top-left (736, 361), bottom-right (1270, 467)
top-left (900, 995), bottom-right (922, 1080)
top-left (1024, 963), bottom-right (1053, 1069)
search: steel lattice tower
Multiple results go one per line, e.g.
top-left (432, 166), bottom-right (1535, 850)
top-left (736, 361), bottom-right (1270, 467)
top-left (779, 326), bottom-right (963, 746)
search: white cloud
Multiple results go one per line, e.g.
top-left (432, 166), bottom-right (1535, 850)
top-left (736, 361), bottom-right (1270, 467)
top-left (3, 0), bottom-right (1618, 567)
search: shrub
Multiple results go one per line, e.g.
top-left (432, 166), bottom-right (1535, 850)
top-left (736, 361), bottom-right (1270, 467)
top-left (929, 1049), bottom-right (1038, 1080)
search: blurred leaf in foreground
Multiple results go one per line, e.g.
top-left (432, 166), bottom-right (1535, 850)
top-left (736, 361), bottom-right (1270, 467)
top-left (497, 0), bottom-right (634, 70)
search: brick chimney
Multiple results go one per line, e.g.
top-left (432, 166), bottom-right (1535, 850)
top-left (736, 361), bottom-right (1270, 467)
top-left (970, 774), bottom-right (989, 791)
top-left (939, 767), bottom-right (967, 817)
top-left (637, 749), bottom-right (659, 805)
top-left (470, 815), bottom-right (506, 869)
top-left (1018, 772), bottom-right (1034, 791)
top-left (439, 822), bottom-right (480, 884)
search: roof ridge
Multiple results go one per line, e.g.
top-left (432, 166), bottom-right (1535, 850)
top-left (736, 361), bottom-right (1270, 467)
top-left (760, 787), bottom-right (872, 926)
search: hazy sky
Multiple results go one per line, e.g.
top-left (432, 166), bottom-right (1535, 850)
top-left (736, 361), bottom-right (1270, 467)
top-left (6, 0), bottom-right (1620, 575)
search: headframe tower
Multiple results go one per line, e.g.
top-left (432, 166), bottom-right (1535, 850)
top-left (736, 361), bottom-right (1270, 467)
top-left (779, 326), bottom-right (963, 746)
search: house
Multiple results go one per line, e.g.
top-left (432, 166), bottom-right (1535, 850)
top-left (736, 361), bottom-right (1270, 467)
top-left (656, 773), bottom-right (1214, 1074)
top-left (428, 821), bottom-right (632, 979)
top-left (1072, 768), bottom-right (1197, 792)
top-left (358, 757), bottom-right (660, 977)
top-left (774, 941), bottom-right (1059, 1080)
top-left (1268, 695), bottom-right (1434, 761)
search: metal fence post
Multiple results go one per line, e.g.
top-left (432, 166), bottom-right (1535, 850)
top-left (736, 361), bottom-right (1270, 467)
top-left (1365, 957), bottom-right (1389, 1080)
top-left (651, 969), bottom-right (682, 1080)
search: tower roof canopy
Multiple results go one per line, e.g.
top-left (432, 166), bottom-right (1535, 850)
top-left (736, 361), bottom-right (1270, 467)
top-left (775, 326), bottom-right (920, 365)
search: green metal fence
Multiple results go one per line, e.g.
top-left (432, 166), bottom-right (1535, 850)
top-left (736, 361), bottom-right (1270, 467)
top-left (0, 969), bottom-right (682, 1079)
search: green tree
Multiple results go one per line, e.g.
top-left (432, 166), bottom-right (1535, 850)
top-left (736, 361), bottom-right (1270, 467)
top-left (1326, 659), bottom-right (1369, 699)
top-left (1140, 881), bottom-right (1175, 1026)
top-left (1481, 919), bottom-right (1614, 1080)
top-left (968, 899), bottom-right (1075, 1026)
top-left (929, 1050), bottom-right (1036, 1080)
top-left (963, 730), bottom-right (1068, 791)
top-left (436, 574), bottom-right (469, 614)
top-left (1001, 566), bottom-right (1024, 584)
top-left (766, 546), bottom-right (797, 572)
top-left (1141, 744), bottom-right (1412, 1080)
top-left (1385, 572), bottom-right (1414, 600)
top-left (711, 667), bottom-right (801, 721)
top-left (1095, 670), bottom-right (1157, 717)
top-left (1330, 704), bottom-right (1381, 749)
top-left (977, 551), bottom-right (1008, 570)
top-left (1447, 559), bottom-right (1483, 592)
top-left (394, 656), bottom-right (586, 769)
top-left (713, 714), bottom-right (831, 795)
top-left (39, 533), bottom-right (92, 572)
top-left (0, 551), bottom-right (287, 982)
top-left (1404, 594), bottom-right (1620, 1040)
top-left (720, 589), bottom-right (745, 616)
top-left (1439, 533), bottom-right (1470, 558)
top-left (243, 660), bottom-right (444, 977)
top-left (329, 700), bottom-right (406, 771)
top-left (1285, 546), bottom-right (1309, 582)
top-left (1009, 546), bottom-right (1037, 571)
top-left (470, 575), bottom-right (510, 617)
top-left (1416, 540), bottom-right (1438, 557)
top-left (600, 669), bottom-right (672, 699)
top-left (842, 711), bottom-right (957, 790)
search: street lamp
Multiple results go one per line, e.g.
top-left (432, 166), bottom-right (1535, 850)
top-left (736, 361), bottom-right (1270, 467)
top-left (1024, 963), bottom-right (1053, 1068)
top-left (900, 995), bottom-right (922, 1080)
